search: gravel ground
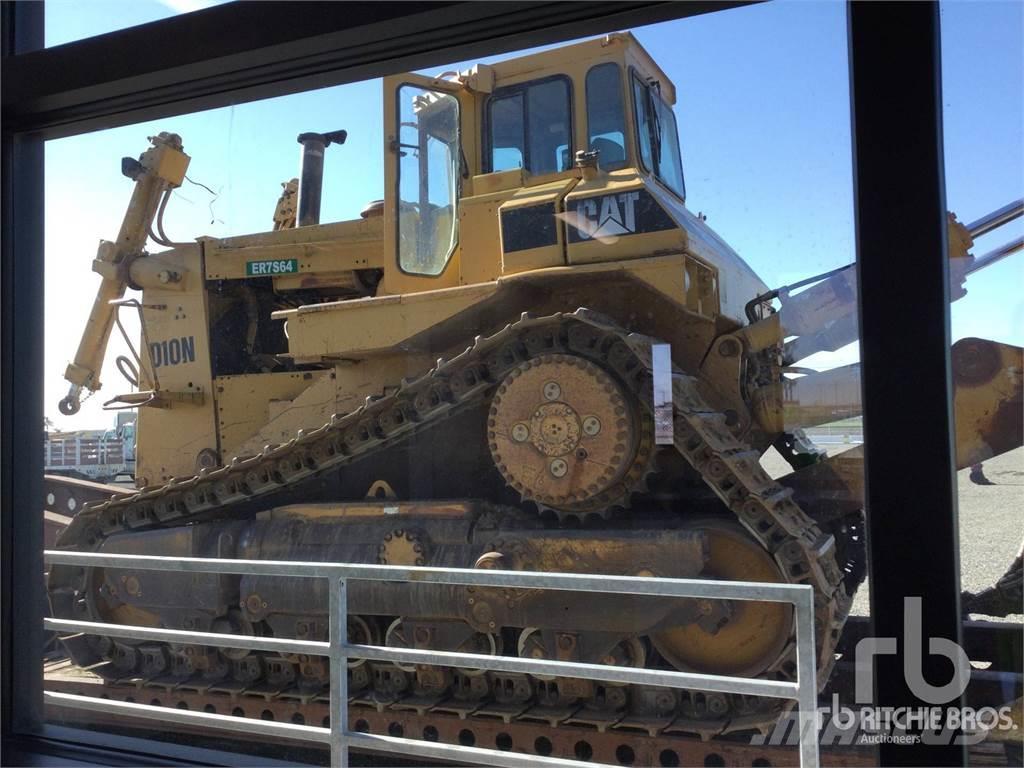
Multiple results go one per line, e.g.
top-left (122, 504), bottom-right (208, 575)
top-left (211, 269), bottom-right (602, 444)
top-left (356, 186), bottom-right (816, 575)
top-left (761, 444), bottom-right (1023, 622)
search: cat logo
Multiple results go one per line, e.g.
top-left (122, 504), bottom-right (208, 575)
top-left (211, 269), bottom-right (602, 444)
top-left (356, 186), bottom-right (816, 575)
top-left (564, 188), bottom-right (676, 244)
top-left (574, 191), bottom-right (641, 240)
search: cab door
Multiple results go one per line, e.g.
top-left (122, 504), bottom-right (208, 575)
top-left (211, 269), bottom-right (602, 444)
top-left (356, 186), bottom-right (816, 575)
top-left (380, 73), bottom-right (474, 295)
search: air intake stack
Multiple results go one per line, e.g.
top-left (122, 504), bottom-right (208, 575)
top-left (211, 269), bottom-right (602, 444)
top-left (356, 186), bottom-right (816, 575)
top-left (296, 129), bottom-right (347, 226)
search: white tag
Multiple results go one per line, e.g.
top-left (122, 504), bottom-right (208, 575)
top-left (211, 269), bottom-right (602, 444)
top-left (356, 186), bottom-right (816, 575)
top-left (652, 343), bottom-right (674, 445)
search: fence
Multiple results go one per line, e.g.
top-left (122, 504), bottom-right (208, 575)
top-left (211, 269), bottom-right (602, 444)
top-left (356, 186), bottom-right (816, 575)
top-left (43, 550), bottom-right (820, 768)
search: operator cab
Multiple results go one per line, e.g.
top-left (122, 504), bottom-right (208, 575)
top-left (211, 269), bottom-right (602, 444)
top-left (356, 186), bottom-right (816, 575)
top-left (380, 32), bottom-right (711, 299)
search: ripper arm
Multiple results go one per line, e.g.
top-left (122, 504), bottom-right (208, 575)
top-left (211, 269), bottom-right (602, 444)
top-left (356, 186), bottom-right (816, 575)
top-left (58, 133), bottom-right (190, 416)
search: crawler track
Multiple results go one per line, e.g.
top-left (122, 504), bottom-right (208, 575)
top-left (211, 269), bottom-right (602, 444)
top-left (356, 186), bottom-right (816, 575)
top-left (49, 309), bottom-right (851, 741)
top-left (45, 672), bottom-right (879, 767)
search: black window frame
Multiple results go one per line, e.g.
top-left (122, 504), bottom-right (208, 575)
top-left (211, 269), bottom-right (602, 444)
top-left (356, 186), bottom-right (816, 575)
top-left (482, 73), bottom-right (575, 176)
top-left (584, 61), bottom-right (629, 171)
top-left (629, 67), bottom-right (686, 201)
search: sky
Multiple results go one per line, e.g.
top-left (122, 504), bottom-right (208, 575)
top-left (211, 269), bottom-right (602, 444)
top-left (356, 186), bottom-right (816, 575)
top-left (43, 1), bottom-right (1023, 429)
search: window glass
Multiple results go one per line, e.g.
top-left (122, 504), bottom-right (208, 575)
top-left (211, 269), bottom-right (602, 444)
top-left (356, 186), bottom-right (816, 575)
top-left (654, 98), bottom-right (685, 196)
top-left (487, 78), bottom-right (571, 174)
top-left (526, 79), bottom-right (571, 174)
top-left (633, 76), bottom-right (655, 173)
top-left (940, 1), bottom-right (1023, 626)
top-left (586, 63), bottom-right (628, 169)
top-left (488, 93), bottom-right (525, 171)
top-left (397, 86), bottom-right (460, 275)
top-left (633, 74), bottom-right (686, 198)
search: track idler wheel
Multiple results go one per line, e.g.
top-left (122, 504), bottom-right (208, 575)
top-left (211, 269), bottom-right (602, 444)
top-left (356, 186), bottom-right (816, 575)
top-left (488, 354), bottom-right (652, 518)
top-left (650, 518), bottom-right (793, 678)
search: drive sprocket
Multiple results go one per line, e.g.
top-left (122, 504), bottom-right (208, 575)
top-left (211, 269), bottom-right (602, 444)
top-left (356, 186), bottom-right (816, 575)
top-left (488, 353), bottom-right (653, 519)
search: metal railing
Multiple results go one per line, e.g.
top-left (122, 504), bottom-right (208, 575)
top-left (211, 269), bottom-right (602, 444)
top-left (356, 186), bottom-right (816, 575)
top-left (43, 550), bottom-right (820, 768)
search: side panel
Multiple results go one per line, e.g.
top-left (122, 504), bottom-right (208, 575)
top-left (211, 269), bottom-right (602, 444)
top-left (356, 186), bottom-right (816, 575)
top-left (278, 283), bottom-right (497, 361)
top-left (203, 217), bottom-right (386, 282)
top-left (215, 371), bottom-right (326, 459)
top-left (229, 355), bottom-right (435, 459)
top-left (457, 185), bottom-right (514, 285)
top-left (135, 245), bottom-right (218, 485)
top-left (498, 177), bottom-right (578, 273)
top-left (564, 171), bottom-right (686, 265)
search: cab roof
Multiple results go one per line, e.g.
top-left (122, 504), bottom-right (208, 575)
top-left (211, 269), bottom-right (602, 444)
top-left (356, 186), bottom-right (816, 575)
top-left (486, 32), bottom-right (677, 105)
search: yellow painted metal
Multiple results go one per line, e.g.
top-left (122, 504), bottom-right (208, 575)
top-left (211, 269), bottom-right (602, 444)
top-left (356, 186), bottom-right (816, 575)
top-left (215, 371), bottom-right (326, 458)
top-left (203, 217), bottom-right (385, 281)
top-left (275, 283), bottom-right (497, 361)
top-left (272, 178), bottom-right (299, 231)
top-left (52, 33), bottom-right (784, 492)
top-left (651, 518), bottom-right (792, 677)
top-left (59, 31), bottom-right (752, 429)
top-left (133, 246), bottom-right (218, 486)
top-left (62, 134), bottom-right (191, 400)
top-left (126, 252), bottom-right (190, 291)
top-left (149, 140), bottom-right (189, 187)
top-left (488, 354), bottom-right (646, 511)
top-left (264, 500), bottom-right (475, 520)
top-left (947, 212), bottom-right (974, 300)
top-left (229, 355), bottom-right (434, 459)
top-left (564, 171), bottom-right (685, 265)
top-left (503, 252), bottom-right (695, 313)
top-left (482, 31), bottom-right (670, 168)
top-left (952, 338), bottom-right (1024, 469)
top-left (469, 169), bottom-right (524, 196)
top-left (498, 177), bottom-right (578, 273)
top-left (458, 188), bottom-right (517, 285)
top-left (275, 254), bottom-right (723, 367)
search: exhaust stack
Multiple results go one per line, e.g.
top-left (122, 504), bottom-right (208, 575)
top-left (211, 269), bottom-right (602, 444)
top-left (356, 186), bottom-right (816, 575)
top-left (296, 129), bottom-right (347, 226)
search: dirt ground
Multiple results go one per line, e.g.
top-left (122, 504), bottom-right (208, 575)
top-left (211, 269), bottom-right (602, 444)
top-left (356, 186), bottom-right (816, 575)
top-left (760, 444), bottom-right (1023, 622)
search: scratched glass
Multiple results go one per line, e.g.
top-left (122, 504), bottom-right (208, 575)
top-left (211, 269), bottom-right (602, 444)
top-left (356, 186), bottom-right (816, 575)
top-left (939, 0), bottom-right (1024, 665)
top-left (54, 4), bottom-right (1024, 765)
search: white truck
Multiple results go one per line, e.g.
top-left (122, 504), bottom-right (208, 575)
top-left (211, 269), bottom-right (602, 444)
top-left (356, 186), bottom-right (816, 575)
top-left (44, 412), bottom-right (135, 484)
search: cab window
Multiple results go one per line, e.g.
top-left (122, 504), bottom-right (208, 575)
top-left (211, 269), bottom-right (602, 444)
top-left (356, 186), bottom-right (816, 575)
top-left (632, 73), bottom-right (686, 199)
top-left (486, 77), bottom-right (572, 175)
top-left (586, 63), bottom-right (627, 170)
top-left (396, 85), bottom-right (460, 276)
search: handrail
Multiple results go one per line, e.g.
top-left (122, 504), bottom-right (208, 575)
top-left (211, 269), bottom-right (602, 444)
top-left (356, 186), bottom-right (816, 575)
top-left (43, 549), bottom-right (820, 768)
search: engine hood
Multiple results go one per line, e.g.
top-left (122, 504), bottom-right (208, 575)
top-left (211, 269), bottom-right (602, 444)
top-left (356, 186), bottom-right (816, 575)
top-left (646, 181), bottom-right (769, 325)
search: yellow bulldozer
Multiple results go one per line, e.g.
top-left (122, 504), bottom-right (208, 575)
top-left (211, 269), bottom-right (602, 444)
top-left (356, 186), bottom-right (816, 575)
top-left (48, 32), bottom-right (1023, 745)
